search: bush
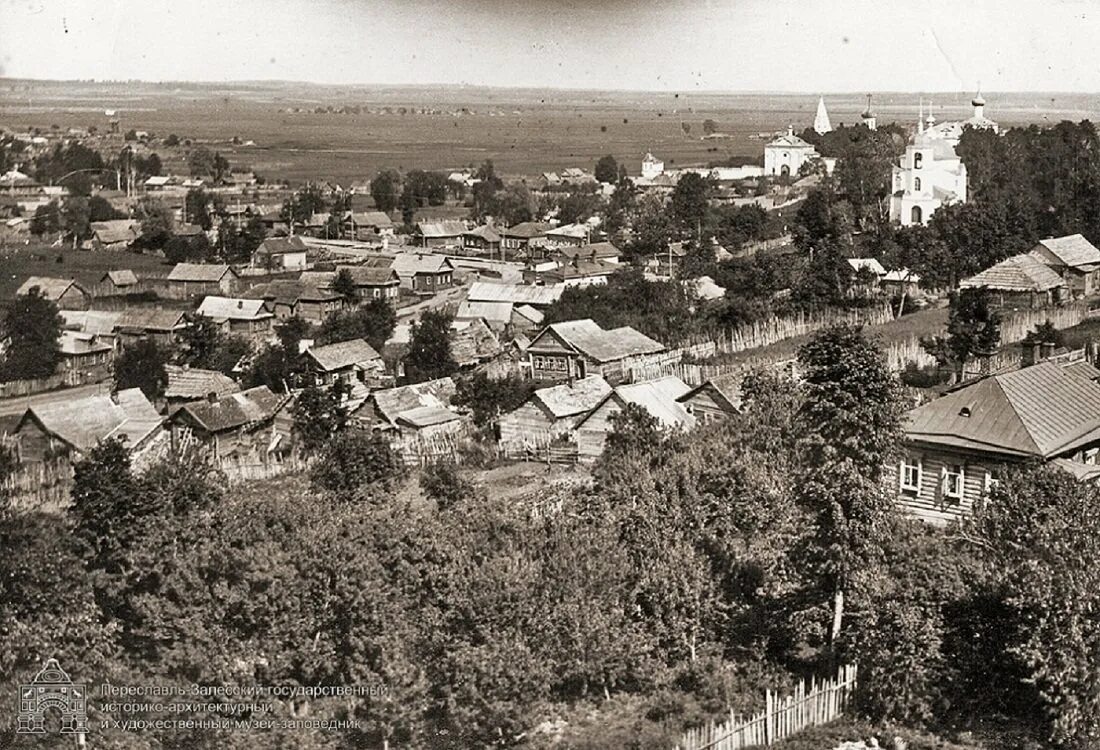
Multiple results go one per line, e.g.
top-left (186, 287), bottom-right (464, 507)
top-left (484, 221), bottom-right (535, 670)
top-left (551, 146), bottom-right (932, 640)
top-left (310, 429), bottom-right (403, 498)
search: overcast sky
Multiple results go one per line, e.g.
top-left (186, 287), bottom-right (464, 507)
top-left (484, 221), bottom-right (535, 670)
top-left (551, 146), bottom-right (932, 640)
top-left (1, 0), bottom-right (1098, 92)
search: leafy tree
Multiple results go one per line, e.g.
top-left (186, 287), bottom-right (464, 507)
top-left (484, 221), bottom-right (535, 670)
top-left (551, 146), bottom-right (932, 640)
top-left (332, 268), bottom-right (358, 301)
top-left (595, 154), bottom-right (620, 184)
top-left (280, 182), bottom-right (327, 229)
top-left (70, 438), bottom-right (146, 575)
top-left (29, 199), bottom-right (60, 236)
top-left (310, 429), bottom-right (404, 497)
top-left (134, 195), bottom-right (175, 248)
top-left (920, 288), bottom-right (1001, 382)
top-left (60, 196), bottom-right (92, 246)
top-left (88, 194), bottom-right (123, 222)
top-left (795, 324), bottom-right (904, 658)
top-left (402, 170), bottom-right (450, 208)
top-left (114, 338), bottom-right (169, 401)
top-left (0, 287), bottom-right (62, 381)
top-left (702, 119), bottom-right (718, 135)
top-left (421, 461), bottom-right (476, 510)
top-left (292, 384), bottom-right (349, 454)
top-left (404, 309), bottom-right (457, 384)
top-left (316, 299), bottom-right (396, 352)
top-left (669, 172), bottom-right (712, 235)
top-left (164, 133), bottom-right (180, 147)
top-left (371, 169), bottom-right (403, 213)
top-left (164, 233), bottom-right (213, 264)
top-left (184, 187), bottom-right (218, 230)
top-left (217, 213), bottom-right (267, 263)
top-left (453, 372), bottom-right (536, 431)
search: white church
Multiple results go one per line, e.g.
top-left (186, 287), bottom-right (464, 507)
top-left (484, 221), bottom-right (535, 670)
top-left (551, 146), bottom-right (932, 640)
top-left (889, 93), bottom-right (999, 227)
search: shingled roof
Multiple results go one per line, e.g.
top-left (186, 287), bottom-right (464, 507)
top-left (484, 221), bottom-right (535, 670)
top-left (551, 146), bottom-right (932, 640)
top-left (304, 339), bottom-right (381, 372)
top-left (367, 377), bottom-right (457, 426)
top-left (531, 375), bottom-right (613, 418)
top-left (173, 386), bottom-right (288, 433)
top-left (16, 276), bottom-right (86, 302)
top-left (529, 319), bottom-right (666, 363)
top-left (196, 296), bottom-right (272, 321)
top-left (164, 365), bottom-right (241, 401)
top-left (415, 220), bottom-right (467, 238)
top-left (960, 254), bottom-right (1065, 292)
top-left (167, 263), bottom-right (235, 283)
top-left (18, 388), bottom-right (162, 453)
top-left (1031, 234), bottom-right (1100, 270)
top-left (450, 319), bottom-right (502, 367)
top-left (905, 360), bottom-right (1100, 458)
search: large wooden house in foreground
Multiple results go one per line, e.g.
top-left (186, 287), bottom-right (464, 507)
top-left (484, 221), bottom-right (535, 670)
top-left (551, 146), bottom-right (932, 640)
top-left (525, 319), bottom-right (669, 384)
top-left (893, 354), bottom-right (1100, 524)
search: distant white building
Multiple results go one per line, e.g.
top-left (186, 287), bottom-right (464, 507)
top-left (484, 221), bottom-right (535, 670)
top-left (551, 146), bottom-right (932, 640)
top-left (641, 152), bottom-right (664, 180)
top-left (813, 97), bottom-right (832, 135)
top-left (889, 95), bottom-right (994, 226)
top-left (764, 127), bottom-right (820, 178)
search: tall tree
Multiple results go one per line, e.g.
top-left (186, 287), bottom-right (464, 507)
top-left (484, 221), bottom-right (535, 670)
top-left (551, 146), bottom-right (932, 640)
top-left (795, 324), bottom-right (904, 659)
top-left (0, 287), bottom-right (62, 381)
top-left (920, 288), bottom-right (1002, 383)
top-left (114, 339), bottom-right (170, 401)
top-left (594, 155), bottom-right (619, 184)
top-left (404, 310), bottom-right (457, 384)
top-left (371, 169), bottom-right (403, 213)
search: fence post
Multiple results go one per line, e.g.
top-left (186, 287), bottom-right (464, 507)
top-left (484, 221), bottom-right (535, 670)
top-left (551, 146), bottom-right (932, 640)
top-left (764, 688), bottom-right (772, 745)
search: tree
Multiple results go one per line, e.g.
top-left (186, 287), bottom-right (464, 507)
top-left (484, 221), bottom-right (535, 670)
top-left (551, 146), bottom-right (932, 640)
top-left (60, 196), bottom-right (92, 246)
top-left (293, 385), bottom-right (349, 453)
top-left (114, 339), bottom-right (169, 401)
top-left (134, 196), bottom-right (175, 248)
top-left (702, 119), bottom-right (718, 135)
top-left (164, 233), bottom-right (213, 264)
top-left (316, 299), bottom-right (396, 352)
top-left (310, 429), bottom-right (404, 498)
top-left (371, 169), bottom-right (403, 213)
top-left (184, 187), bottom-right (218, 230)
top-left (669, 172), bottom-right (712, 236)
top-left (70, 438), bottom-right (146, 574)
top-left (0, 287), bottom-right (62, 381)
top-left (88, 194), bottom-right (123, 222)
top-left (453, 372), bottom-right (536, 432)
top-left (796, 324), bottom-right (904, 659)
top-left (29, 199), bottom-right (60, 237)
top-left (178, 315), bottom-right (248, 375)
top-left (280, 183), bottom-right (326, 230)
top-left (404, 310), bottom-right (457, 384)
top-left (421, 461), bottom-right (476, 511)
top-left (164, 133), bottom-right (180, 147)
top-left (331, 268), bottom-right (359, 302)
top-left (595, 155), bottom-right (619, 184)
top-left (920, 288), bottom-right (1001, 382)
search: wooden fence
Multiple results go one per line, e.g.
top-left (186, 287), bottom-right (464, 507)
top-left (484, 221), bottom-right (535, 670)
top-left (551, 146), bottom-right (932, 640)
top-left (689, 305), bottom-right (894, 358)
top-left (220, 454), bottom-right (311, 484)
top-left (675, 664), bottom-right (858, 750)
top-left (0, 370), bottom-right (104, 399)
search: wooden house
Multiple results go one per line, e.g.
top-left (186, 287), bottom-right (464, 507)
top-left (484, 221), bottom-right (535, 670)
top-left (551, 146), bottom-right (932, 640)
top-left (100, 269), bottom-right (139, 293)
top-left (195, 296), bottom-right (275, 340)
top-left (676, 372), bottom-right (743, 424)
top-left (15, 388), bottom-right (164, 462)
top-left (244, 280), bottom-right (346, 324)
top-left (498, 375), bottom-right (612, 446)
top-left (1027, 234), bottom-right (1100, 298)
top-left (544, 223), bottom-right (589, 248)
top-left (331, 265), bottom-right (402, 300)
top-left (353, 377), bottom-right (460, 433)
top-left (88, 220), bottom-right (140, 251)
top-left (449, 318), bottom-right (503, 369)
top-left (169, 386), bottom-right (294, 462)
top-left (164, 364), bottom-right (241, 410)
top-left (346, 211), bottom-right (395, 239)
top-left (166, 263), bottom-right (239, 300)
top-left (553, 241), bottom-right (621, 266)
top-left (461, 225), bottom-right (502, 255)
top-left (525, 257), bottom-right (617, 288)
top-left (301, 338), bottom-right (385, 388)
top-left (466, 280), bottom-right (562, 308)
top-left (500, 222), bottom-right (550, 254)
top-left (16, 277), bottom-right (90, 310)
top-left (574, 376), bottom-right (696, 462)
top-left (893, 357), bottom-right (1100, 525)
top-left (413, 220), bottom-right (467, 248)
top-left (115, 309), bottom-right (189, 347)
top-left (959, 254), bottom-right (1065, 309)
top-left (58, 330), bottom-right (114, 380)
top-left (252, 236), bottom-right (309, 271)
top-left (525, 319), bottom-right (668, 384)
top-left (389, 253), bottom-right (456, 294)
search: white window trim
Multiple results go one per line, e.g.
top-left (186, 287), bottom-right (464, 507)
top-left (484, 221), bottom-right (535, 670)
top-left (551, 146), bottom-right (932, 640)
top-left (942, 464), bottom-right (965, 501)
top-left (983, 470), bottom-right (999, 495)
top-left (899, 457), bottom-right (922, 494)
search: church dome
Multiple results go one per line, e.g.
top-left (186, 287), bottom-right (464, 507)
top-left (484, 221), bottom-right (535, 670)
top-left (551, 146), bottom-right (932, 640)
top-left (972, 93), bottom-right (986, 107)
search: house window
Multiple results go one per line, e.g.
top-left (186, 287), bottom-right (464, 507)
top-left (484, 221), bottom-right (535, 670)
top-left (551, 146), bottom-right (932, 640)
top-left (913, 152), bottom-right (923, 169)
top-left (899, 457), bottom-right (922, 493)
top-left (913, 176), bottom-right (921, 191)
top-left (983, 470), bottom-right (1000, 495)
top-left (942, 464), bottom-right (964, 501)
top-left (1086, 448), bottom-right (1099, 465)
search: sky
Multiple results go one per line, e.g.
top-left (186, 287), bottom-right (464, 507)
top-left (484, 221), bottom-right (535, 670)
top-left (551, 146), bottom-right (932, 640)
top-left (1, 0), bottom-right (1099, 93)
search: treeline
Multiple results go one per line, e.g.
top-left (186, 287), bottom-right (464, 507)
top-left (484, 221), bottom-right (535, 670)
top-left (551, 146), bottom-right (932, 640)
top-left (5, 325), bottom-right (1097, 747)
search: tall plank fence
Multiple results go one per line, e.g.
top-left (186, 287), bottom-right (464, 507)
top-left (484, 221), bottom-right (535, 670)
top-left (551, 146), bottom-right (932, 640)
top-left (675, 664), bottom-right (858, 750)
top-left (689, 305), bottom-right (894, 358)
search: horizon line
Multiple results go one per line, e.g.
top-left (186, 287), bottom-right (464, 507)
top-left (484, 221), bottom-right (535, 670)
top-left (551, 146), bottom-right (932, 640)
top-left (2, 76), bottom-right (1096, 98)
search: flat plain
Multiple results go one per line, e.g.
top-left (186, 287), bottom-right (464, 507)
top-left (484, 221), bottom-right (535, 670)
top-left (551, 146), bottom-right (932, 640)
top-left (3, 79), bottom-right (1098, 183)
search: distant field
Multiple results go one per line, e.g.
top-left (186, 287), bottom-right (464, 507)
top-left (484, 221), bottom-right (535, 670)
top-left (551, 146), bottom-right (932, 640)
top-left (3, 80), bottom-right (1097, 184)
top-left (0, 243), bottom-right (171, 301)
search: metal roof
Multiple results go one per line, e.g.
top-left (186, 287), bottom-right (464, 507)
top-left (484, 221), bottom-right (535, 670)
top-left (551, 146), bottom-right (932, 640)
top-left (905, 360), bottom-right (1100, 458)
top-left (367, 377), bottom-right (457, 426)
top-left (20, 387), bottom-right (162, 452)
top-left (415, 220), bottom-right (467, 238)
top-left (960, 254), bottom-right (1065, 292)
top-left (196, 296), bottom-right (272, 321)
top-left (390, 252), bottom-right (455, 276)
top-left (395, 405), bottom-right (462, 428)
top-left (467, 281), bottom-right (562, 307)
top-left (578, 376), bottom-right (695, 431)
top-left (455, 300), bottom-right (514, 325)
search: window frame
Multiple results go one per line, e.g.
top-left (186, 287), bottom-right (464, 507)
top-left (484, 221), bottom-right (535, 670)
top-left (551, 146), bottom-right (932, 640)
top-left (943, 464), bottom-right (965, 501)
top-left (899, 456), bottom-right (922, 494)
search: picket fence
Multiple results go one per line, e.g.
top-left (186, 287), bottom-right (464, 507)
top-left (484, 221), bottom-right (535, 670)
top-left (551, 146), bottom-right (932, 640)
top-left (2, 459), bottom-right (74, 513)
top-left (220, 454), bottom-right (311, 484)
top-left (675, 664), bottom-right (858, 750)
top-left (690, 305), bottom-right (894, 357)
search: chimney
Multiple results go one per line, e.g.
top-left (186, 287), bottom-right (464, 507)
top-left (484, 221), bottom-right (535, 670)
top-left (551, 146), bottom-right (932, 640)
top-left (237, 300), bottom-right (244, 309)
top-left (207, 391), bottom-right (219, 403)
top-left (1041, 341), bottom-right (1057, 360)
top-left (1022, 341), bottom-right (1040, 368)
